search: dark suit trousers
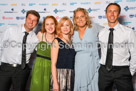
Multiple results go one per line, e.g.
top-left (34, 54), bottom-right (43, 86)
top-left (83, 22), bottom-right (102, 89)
top-left (0, 64), bottom-right (30, 91)
top-left (98, 65), bottom-right (133, 91)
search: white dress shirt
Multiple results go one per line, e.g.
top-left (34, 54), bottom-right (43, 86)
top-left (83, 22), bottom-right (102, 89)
top-left (1, 25), bottom-right (38, 64)
top-left (99, 23), bottom-right (136, 75)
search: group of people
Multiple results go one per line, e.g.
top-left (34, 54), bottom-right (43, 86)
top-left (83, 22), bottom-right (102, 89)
top-left (0, 3), bottom-right (136, 91)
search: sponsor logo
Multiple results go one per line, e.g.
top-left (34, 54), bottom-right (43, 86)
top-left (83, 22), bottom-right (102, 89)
top-left (4, 8), bottom-right (18, 13)
top-left (90, 16), bottom-right (95, 19)
top-left (132, 27), bottom-right (135, 30)
top-left (8, 23), bottom-right (17, 25)
top-left (62, 3), bottom-right (67, 6)
top-left (124, 6), bottom-right (136, 11)
top-left (16, 16), bottom-right (25, 20)
top-left (11, 4), bottom-right (17, 6)
top-left (126, 0), bottom-right (136, 2)
top-left (2, 16), bottom-right (14, 20)
top-left (52, 3), bottom-right (58, 6)
top-left (94, 2), bottom-right (101, 4)
top-left (53, 9), bottom-right (65, 14)
top-left (56, 16), bottom-right (61, 20)
top-left (21, 9), bottom-right (26, 14)
top-left (129, 14), bottom-right (136, 18)
top-left (38, 8), bottom-right (50, 13)
top-left (122, 22), bottom-right (132, 25)
top-left (0, 23), bottom-right (5, 26)
top-left (114, 0), bottom-right (122, 3)
top-left (88, 8), bottom-right (100, 13)
top-left (21, 3), bottom-right (26, 6)
top-left (80, 2), bottom-right (91, 5)
top-left (98, 15), bottom-right (106, 19)
top-left (29, 3), bottom-right (36, 6)
top-left (70, 16), bottom-right (73, 20)
top-left (0, 3), bottom-right (8, 6)
top-left (129, 14), bottom-right (135, 18)
top-left (39, 3), bottom-right (49, 6)
top-left (70, 2), bottom-right (77, 5)
top-left (104, 23), bottom-right (108, 25)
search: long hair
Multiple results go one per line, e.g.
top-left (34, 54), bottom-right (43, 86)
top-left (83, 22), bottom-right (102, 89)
top-left (57, 16), bottom-right (73, 39)
top-left (73, 8), bottom-right (92, 31)
top-left (41, 16), bottom-right (58, 33)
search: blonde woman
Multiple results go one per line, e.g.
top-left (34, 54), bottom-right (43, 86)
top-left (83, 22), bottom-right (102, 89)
top-left (51, 16), bottom-right (76, 91)
top-left (72, 8), bottom-right (103, 91)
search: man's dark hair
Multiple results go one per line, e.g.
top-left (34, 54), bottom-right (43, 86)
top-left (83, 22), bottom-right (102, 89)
top-left (26, 10), bottom-right (40, 22)
top-left (106, 3), bottom-right (121, 14)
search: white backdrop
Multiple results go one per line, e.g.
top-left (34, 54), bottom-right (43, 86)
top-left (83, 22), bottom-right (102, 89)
top-left (0, 0), bottom-right (136, 90)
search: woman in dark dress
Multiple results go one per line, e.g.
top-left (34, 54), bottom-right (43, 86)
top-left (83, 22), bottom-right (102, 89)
top-left (51, 16), bottom-right (76, 91)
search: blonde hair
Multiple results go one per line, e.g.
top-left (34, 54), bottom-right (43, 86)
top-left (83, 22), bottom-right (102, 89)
top-left (57, 16), bottom-right (73, 39)
top-left (73, 8), bottom-right (92, 30)
top-left (41, 16), bottom-right (58, 33)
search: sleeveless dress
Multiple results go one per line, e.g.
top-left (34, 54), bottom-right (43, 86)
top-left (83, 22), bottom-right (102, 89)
top-left (30, 34), bottom-right (51, 91)
top-left (50, 38), bottom-right (76, 91)
top-left (73, 24), bottom-right (103, 91)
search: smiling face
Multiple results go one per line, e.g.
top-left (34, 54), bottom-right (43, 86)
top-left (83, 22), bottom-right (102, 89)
top-left (106, 5), bottom-right (120, 26)
top-left (75, 11), bottom-right (87, 28)
top-left (24, 14), bottom-right (38, 32)
top-left (61, 20), bottom-right (71, 35)
top-left (45, 18), bottom-right (56, 34)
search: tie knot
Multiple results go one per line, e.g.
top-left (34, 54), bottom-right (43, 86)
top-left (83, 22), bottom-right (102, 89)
top-left (25, 32), bottom-right (29, 36)
top-left (109, 28), bottom-right (114, 32)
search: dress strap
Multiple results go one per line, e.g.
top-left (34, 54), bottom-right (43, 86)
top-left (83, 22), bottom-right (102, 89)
top-left (42, 33), bottom-right (44, 41)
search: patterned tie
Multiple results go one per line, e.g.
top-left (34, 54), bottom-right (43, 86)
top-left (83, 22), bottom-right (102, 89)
top-left (21, 32), bottom-right (29, 69)
top-left (105, 28), bottom-right (114, 71)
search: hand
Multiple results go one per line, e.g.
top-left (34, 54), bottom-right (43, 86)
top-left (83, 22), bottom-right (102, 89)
top-left (53, 82), bottom-right (59, 91)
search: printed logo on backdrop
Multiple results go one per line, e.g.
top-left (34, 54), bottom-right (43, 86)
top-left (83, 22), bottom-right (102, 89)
top-left (114, 0), bottom-right (122, 3)
top-left (80, 2), bottom-right (91, 5)
top-left (98, 15), bottom-right (106, 19)
top-left (21, 3), bottom-right (26, 6)
top-left (126, 0), bottom-right (136, 2)
top-left (94, 2), bottom-right (101, 4)
top-left (70, 2), bottom-right (77, 6)
top-left (0, 3), bottom-right (8, 6)
top-left (2, 16), bottom-right (14, 20)
top-left (8, 23), bottom-right (18, 26)
top-left (4, 8), bottom-right (18, 13)
top-left (38, 8), bottom-right (50, 13)
top-left (132, 27), bottom-right (135, 30)
top-left (16, 16), bottom-right (25, 20)
top-left (21, 9), bottom-right (26, 14)
top-left (29, 3), bottom-right (36, 6)
top-left (53, 9), bottom-right (66, 14)
top-left (0, 23), bottom-right (5, 26)
top-left (122, 22), bottom-right (132, 25)
top-left (62, 3), bottom-right (67, 6)
top-left (87, 8), bottom-right (100, 13)
top-left (129, 14), bottom-right (136, 18)
top-left (52, 3), bottom-right (58, 6)
top-left (39, 3), bottom-right (49, 6)
top-left (124, 6), bottom-right (136, 11)
top-left (10, 4), bottom-right (17, 6)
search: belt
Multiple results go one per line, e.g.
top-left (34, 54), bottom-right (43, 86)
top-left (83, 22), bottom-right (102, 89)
top-left (37, 54), bottom-right (51, 60)
top-left (1, 62), bottom-right (21, 67)
top-left (101, 64), bottom-right (129, 70)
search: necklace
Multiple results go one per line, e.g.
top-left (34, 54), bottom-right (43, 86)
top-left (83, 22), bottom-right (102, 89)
top-left (45, 33), bottom-right (55, 44)
top-left (63, 36), bottom-right (72, 46)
